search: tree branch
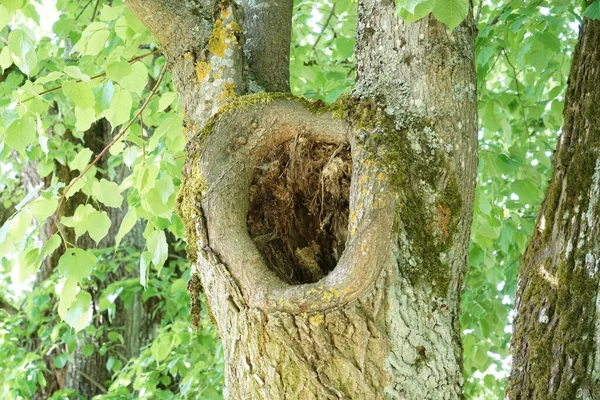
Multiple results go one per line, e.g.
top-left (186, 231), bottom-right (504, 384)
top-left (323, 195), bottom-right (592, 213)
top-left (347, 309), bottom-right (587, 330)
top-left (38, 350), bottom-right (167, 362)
top-left (24, 50), bottom-right (161, 102)
top-left (312, 4), bottom-right (336, 51)
top-left (0, 296), bottom-right (18, 315)
top-left (50, 61), bottom-right (168, 237)
top-left (238, 0), bottom-right (294, 92)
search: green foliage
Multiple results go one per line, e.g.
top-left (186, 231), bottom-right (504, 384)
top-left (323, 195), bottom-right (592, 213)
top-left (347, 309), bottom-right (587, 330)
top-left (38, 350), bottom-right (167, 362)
top-left (290, 0), bottom-right (356, 103)
top-left (396, 0), bottom-right (469, 30)
top-left (461, 1), bottom-right (582, 397)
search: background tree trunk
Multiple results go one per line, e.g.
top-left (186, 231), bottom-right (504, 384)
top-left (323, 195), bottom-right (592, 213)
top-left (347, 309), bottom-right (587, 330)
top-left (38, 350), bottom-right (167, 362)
top-left (128, 0), bottom-right (478, 398)
top-left (507, 18), bottom-right (600, 400)
top-left (19, 117), bottom-right (160, 398)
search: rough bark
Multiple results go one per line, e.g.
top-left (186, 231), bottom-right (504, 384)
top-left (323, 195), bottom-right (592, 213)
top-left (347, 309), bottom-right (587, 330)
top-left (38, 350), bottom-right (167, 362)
top-left (238, 0), bottom-right (293, 92)
top-left (507, 18), bottom-right (600, 400)
top-left (128, 0), bottom-right (477, 398)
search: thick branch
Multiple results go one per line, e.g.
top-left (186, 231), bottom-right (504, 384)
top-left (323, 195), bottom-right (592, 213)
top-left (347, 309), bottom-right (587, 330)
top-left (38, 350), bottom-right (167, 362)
top-left (124, 0), bottom-right (217, 60)
top-left (238, 0), bottom-right (293, 92)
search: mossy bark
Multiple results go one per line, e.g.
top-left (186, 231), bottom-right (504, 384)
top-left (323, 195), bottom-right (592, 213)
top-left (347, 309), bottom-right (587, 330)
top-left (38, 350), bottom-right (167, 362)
top-left (507, 18), bottom-right (600, 399)
top-left (129, 0), bottom-right (477, 398)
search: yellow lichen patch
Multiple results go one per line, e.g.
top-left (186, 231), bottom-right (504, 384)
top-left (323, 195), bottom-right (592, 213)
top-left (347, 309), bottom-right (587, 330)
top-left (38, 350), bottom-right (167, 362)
top-left (195, 61), bottom-right (210, 82)
top-left (184, 52), bottom-right (194, 62)
top-left (378, 172), bottom-right (386, 181)
top-left (220, 82), bottom-right (236, 101)
top-left (309, 314), bottom-right (324, 326)
top-left (208, 18), bottom-right (240, 58)
top-left (321, 289), bottom-right (339, 302)
top-left (220, 4), bottom-right (231, 19)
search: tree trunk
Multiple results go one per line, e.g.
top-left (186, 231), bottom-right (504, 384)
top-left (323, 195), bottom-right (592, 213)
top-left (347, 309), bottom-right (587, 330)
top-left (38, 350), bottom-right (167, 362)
top-left (128, 0), bottom-right (477, 398)
top-left (507, 18), bottom-right (600, 400)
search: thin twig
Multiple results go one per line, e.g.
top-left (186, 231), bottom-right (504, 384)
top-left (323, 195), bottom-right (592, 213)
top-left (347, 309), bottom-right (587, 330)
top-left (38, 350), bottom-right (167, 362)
top-left (74, 0), bottom-right (94, 21)
top-left (73, 366), bottom-right (108, 393)
top-left (140, 114), bottom-right (146, 165)
top-left (477, 49), bottom-right (503, 92)
top-left (312, 4), bottom-right (336, 51)
top-left (91, 0), bottom-right (101, 22)
top-left (24, 50), bottom-right (161, 102)
top-left (475, 0), bottom-right (483, 25)
top-left (503, 49), bottom-right (529, 134)
top-left (50, 61), bottom-right (168, 236)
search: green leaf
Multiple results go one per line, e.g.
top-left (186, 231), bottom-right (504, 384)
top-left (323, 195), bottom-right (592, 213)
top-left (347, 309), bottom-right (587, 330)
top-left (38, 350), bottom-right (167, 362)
top-left (120, 62), bottom-right (148, 94)
top-left (140, 251), bottom-right (152, 288)
top-left (0, 5), bottom-right (13, 30)
top-left (69, 148), bottom-right (93, 171)
top-left (57, 248), bottom-right (96, 281)
top-left (7, 27), bottom-right (35, 56)
top-left (28, 196), bottom-right (58, 222)
top-left (0, 46), bottom-right (12, 72)
top-left (58, 277), bottom-right (78, 316)
top-left (14, 248), bottom-right (42, 283)
top-left (87, 210), bottom-right (111, 244)
top-left (147, 230), bottom-right (168, 272)
top-left (41, 234), bottom-right (62, 257)
top-left (115, 208), bottom-right (137, 249)
top-left (104, 86), bottom-right (132, 128)
top-left (53, 353), bottom-right (68, 369)
top-left (584, 1), bottom-right (600, 20)
top-left (9, 210), bottom-right (32, 240)
top-left (5, 117), bottom-right (36, 155)
top-left (82, 344), bottom-right (94, 357)
top-left (151, 335), bottom-right (172, 362)
top-left (76, 22), bottom-right (110, 56)
top-left (75, 106), bottom-right (96, 131)
top-left (397, 0), bottom-right (434, 23)
top-left (62, 81), bottom-right (95, 109)
top-left (432, 0), bottom-right (468, 30)
top-left (106, 58), bottom-right (133, 82)
top-left (92, 179), bottom-right (123, 208)
top-left (8, 28), bottom-right (37, 75)
top-left (158, 92), bottom-right (177, 112)
top-left (62, 291), bottom-right (92, 332)
top-left (63, 66), bottom-right (90, 82)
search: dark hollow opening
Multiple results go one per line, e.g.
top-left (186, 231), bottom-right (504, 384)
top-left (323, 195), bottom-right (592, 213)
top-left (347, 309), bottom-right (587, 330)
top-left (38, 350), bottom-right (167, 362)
top-left (247, 135), bottom-right (352, 285)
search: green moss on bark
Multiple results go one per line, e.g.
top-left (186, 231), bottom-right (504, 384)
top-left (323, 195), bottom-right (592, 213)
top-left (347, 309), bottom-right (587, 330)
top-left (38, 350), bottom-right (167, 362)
top-left (328, 95), bottom-right (463, 297)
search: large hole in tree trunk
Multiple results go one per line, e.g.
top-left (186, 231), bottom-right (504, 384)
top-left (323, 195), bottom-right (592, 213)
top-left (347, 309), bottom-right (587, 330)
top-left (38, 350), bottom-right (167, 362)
top-left (247, 135), bottom-right (352, 285)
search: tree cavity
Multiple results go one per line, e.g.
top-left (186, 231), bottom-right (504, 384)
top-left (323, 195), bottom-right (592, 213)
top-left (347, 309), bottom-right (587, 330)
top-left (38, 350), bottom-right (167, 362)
top-left (247, 136), bottom-right (352, 285)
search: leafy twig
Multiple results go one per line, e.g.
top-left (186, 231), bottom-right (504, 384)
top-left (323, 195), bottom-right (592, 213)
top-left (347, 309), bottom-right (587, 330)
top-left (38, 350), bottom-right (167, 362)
top-left (91, 0), bottom-right (102, 22)
top-left (475, 0), bottom-right (483, 25)
top-left (503, 49), bottom-right (529, 134)
top-left (50, 61), bottom-right (168, 236)
top-left (312, 4), bottom-right (336, 51)
top-left (24, 50), bottom-right (161, 102)
top-left (74, 0), bottom-right (94, 21)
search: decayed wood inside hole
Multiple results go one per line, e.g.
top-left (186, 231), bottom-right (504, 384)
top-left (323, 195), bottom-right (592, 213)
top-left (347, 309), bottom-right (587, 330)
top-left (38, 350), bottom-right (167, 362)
top-left (247, 135), bottom-right (352, 285)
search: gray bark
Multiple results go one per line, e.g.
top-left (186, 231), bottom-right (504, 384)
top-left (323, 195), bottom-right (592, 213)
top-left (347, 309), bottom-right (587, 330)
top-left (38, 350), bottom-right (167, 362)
top-left (507, 18), bottom-right (600, 400)
top-left (128, 0), bottom-right (477, 398)
top-left (239, 0), bottom-right (293, 92)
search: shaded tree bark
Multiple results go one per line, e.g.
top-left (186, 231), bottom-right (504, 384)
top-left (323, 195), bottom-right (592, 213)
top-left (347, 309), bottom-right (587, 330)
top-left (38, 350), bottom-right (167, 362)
top-left (507, 18), bottom-right (600, 400)
top-left (128, 0), bottom-right (477, 398)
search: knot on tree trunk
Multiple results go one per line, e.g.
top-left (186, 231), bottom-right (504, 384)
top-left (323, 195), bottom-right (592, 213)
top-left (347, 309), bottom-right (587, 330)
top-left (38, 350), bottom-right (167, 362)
top-left (180, 95), bottom-right (395, 314)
